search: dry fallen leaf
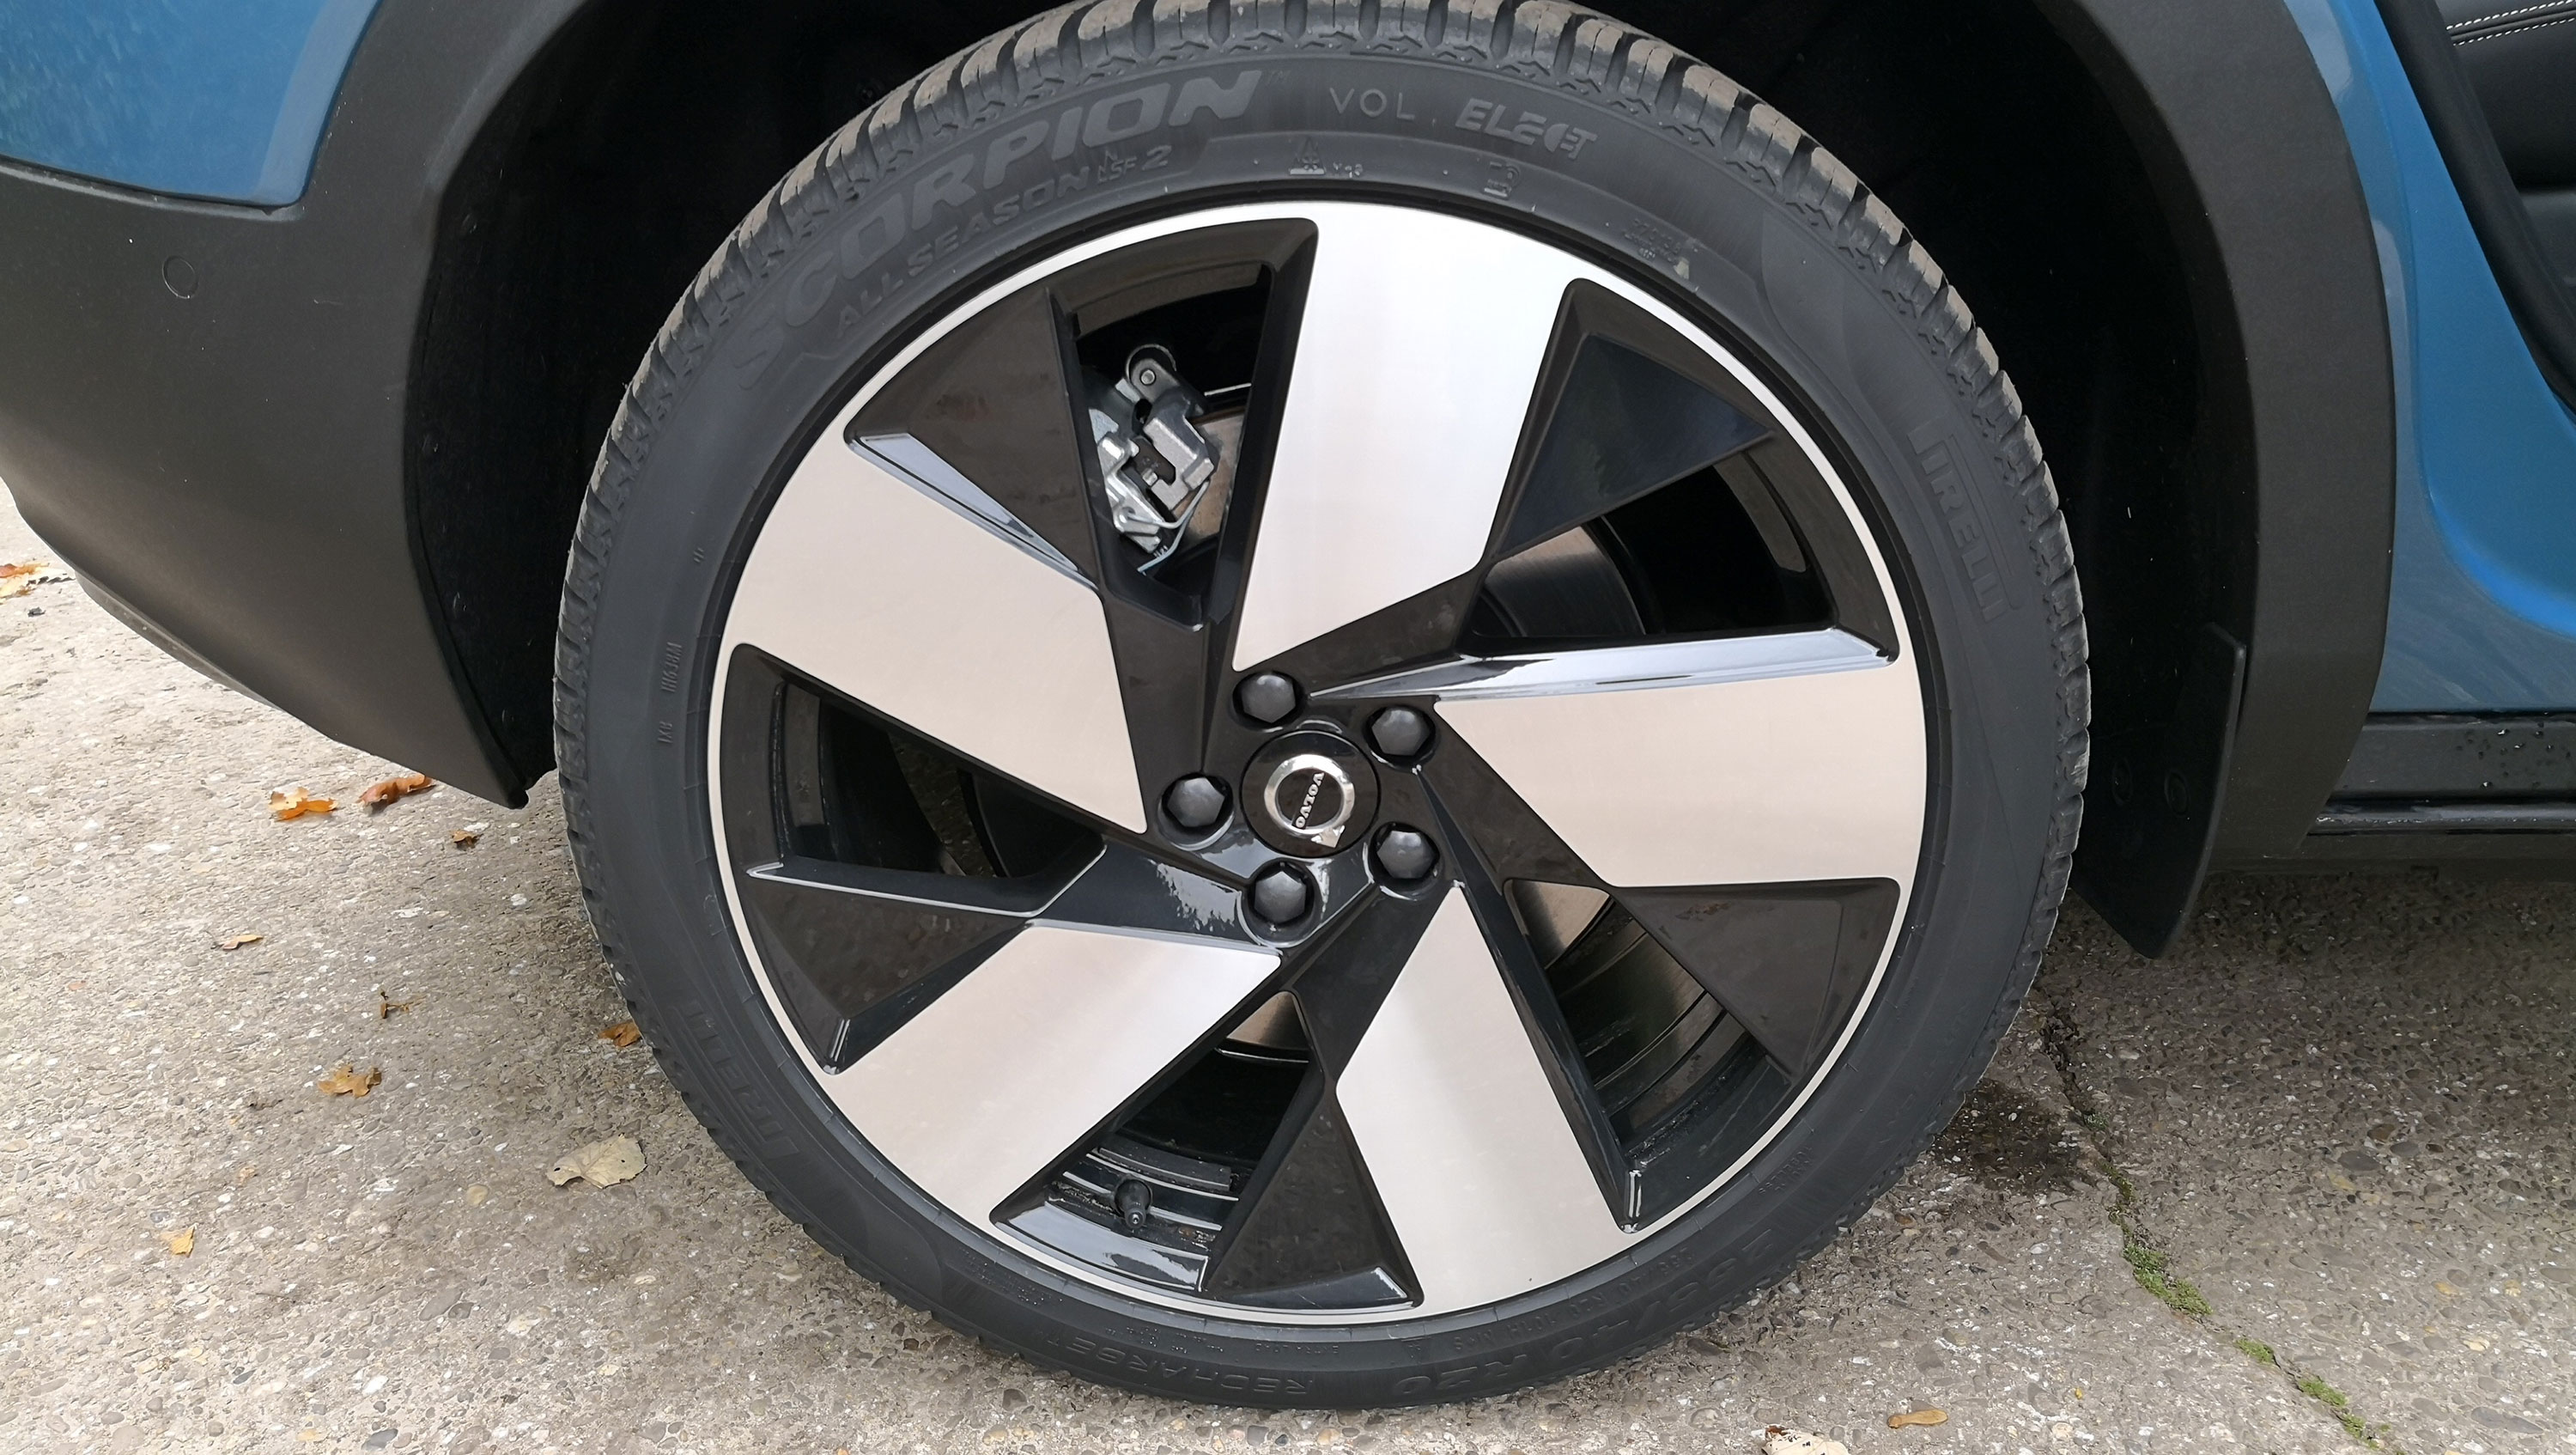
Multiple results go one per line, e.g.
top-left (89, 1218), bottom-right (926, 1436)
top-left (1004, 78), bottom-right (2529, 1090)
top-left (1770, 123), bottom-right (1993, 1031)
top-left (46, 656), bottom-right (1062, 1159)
top-left (1890, 1409), bottom-right (1950, 1429)
top-left (1765, 1429), bottom-right (1850, 1455)
top-left (161, 1228), bottom-right (194, 1257)
top-left (548, 1135), bottom-right (645, 1189)
top-left (375, 985), bottom-right (419, 1020)
top-left (450, 829), bottom-right (479, 849)
top-left (318, 1063), bottom-right (382, 1098)
top-left (216, 933), bottom-right (264, 951)
top-left (0, 561), bottom-right (54, 601)
top-left (358, 771), bottom-right (435, 810)
top-left (269, 788), bottom-right (336, 821)
top-left (600, 1020), bottom-right (641, 1049)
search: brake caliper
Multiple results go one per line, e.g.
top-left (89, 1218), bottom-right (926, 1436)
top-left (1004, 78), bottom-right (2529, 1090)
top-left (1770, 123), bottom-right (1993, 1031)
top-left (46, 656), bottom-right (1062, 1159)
top-left (1089, 346), bottom-right (1220, 566)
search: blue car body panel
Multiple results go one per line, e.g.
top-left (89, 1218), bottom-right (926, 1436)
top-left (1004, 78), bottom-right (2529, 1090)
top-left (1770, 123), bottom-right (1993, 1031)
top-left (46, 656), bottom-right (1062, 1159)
top-left (2288, 0), bottom-right (2576, 710)
top-left (0, 0), bottom-right (380, 205)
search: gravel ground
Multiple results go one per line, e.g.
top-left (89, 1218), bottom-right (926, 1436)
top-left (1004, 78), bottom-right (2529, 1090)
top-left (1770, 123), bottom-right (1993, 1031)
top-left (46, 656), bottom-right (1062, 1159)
top-left (1, 482), bottom-right (2568, 1455)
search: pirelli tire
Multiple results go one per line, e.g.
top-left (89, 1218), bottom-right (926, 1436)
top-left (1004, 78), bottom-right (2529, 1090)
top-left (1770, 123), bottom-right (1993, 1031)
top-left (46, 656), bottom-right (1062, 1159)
top-left (555, 0), bottom-right (2087, 1409)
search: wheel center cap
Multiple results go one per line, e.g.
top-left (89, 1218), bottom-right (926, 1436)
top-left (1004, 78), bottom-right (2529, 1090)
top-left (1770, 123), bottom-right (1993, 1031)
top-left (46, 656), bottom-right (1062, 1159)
top-left (1243, 732), bottom-right (1377, 856)
top-left (1267, 753), bottom-right (1356, 844)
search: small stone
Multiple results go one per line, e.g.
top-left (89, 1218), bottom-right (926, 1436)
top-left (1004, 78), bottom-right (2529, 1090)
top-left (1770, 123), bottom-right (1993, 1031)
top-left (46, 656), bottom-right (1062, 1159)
top-left (1765, 1428), bottom-right (1850, 1455)
top-left (548, 1135), bottom-right (645, 1188)
top-left (2338, 1150), bottom-right (2380, 1172)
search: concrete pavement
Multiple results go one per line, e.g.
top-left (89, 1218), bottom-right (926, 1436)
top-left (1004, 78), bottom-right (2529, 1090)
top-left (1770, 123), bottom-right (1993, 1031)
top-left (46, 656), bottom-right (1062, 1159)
top-left (1, 484), bottom-right (2567, 1455)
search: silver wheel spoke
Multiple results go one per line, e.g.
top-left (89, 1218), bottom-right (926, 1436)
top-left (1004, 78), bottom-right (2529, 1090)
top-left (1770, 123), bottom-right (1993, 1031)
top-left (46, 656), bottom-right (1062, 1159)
top-left (729, 435), bottom-right (1146, 832)
top-left (835, 922), bottom-right (1276, 1227)
top-left (1412, 629), bottom-right (1926, 888)
top-left (1230, 207), bottom-right (1583, 670)
top-left (1337, 889), bottom-right (1629, 1312)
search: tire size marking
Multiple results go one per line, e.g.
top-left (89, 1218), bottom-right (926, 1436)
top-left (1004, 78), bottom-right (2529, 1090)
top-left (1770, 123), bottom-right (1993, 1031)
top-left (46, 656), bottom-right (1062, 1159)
top-left (1454, 97), bottom-right (1599, 159)
top-left (1058, 1336), bottom-right (1313, 1397)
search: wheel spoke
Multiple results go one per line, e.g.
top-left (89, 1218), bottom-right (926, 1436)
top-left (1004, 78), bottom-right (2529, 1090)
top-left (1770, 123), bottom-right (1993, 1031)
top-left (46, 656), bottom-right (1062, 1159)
top-left (1228, 207), bottom-right (1583, 671)
top-left (1200, 1078), bottom-right (1413, 1310)
top-left (1194, 887), bottom-right (1437, 1306)
top-left (1334, 889), bottom-right (1630, 1312)
top-left (728, 427), bottom-right (1146, 832)
top-left (850, 286), bottom-right (1101, 576)
top-left (1619, 880), bottom-right (1900, 1079)
top-left (737, 856), bottom-right (1060, 1070)
top-left (1410, 731), bottom-right (1601, 888)
top-left (1364, 629), bottom-right (1926, 888)
top-left (833, 916), bottom-right (1276, 1229)
top-left (1490, 279), bottom-right (1773, 560)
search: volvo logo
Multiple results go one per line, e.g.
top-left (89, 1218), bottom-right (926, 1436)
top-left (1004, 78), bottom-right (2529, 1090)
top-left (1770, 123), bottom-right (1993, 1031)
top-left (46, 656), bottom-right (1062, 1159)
top-left (1263, 753), bottom-right (1358, 848)
top-left (1242, 731), bottom-right (1378, 858)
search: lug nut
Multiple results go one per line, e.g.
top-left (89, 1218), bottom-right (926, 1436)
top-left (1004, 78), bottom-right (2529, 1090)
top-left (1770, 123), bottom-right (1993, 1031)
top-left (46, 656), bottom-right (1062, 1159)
top-left (1248, 863), bottom-right (1312, 923)
top-left (1373, 825), bottom-right (1437, 881)
top-left (1236, 672), bottom-right (1299, 725)
top-left (1368, 705), bottom-right (1432, 759)
top-left (1163, 775), bottom-right (1226, 831)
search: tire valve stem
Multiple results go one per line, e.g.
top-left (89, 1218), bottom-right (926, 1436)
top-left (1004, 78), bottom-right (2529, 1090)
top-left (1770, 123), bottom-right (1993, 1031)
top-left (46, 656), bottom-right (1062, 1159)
top-left (1115, 1178), bottom-right (1154, 1233)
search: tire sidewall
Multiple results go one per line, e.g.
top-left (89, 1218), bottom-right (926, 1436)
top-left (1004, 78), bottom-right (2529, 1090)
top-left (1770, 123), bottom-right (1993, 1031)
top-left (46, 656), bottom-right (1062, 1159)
top-left (567, 40), bottom-right (2067, 1407)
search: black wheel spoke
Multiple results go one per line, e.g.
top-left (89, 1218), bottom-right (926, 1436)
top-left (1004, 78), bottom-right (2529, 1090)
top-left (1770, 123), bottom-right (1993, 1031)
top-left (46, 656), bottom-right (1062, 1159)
top-left (1619, 881), bottom-right (1902, 1081)
top-left (1421, 790), bottom-right (1639, 1221)
top-left (1198, 888), bottom-right (1443, 1306)
top-left (850, 285), bottom-right (1102, 577)
top-left (737, 855), bottom-right (1058, 1070)
top-left (1488, 280), bottom-right (1774, 561)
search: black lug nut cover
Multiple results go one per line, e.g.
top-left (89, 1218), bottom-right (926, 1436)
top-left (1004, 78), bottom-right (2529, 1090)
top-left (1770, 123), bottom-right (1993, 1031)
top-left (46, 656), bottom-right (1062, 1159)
top-left (1248, 864), bottom-right (1312, 923)
top-left (1369, 705), bottom-right (1432, 758)
top-left (1373, 825), bottom-right (1437, 881)
top-left (1236, 672), bottom-right (1299, 724)
top-left (1163, 775), bottom-right (1226, 831)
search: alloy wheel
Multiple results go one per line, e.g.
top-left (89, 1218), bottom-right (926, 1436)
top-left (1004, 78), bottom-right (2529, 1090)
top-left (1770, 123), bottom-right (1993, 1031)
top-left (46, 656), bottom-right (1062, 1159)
top-left (708, 200), bottom-right (1928, 1322)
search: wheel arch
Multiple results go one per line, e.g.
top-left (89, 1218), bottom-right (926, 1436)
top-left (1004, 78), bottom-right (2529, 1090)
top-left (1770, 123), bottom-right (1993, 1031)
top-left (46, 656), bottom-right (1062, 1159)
top-left (410, 0), bottom-right (2394, 953)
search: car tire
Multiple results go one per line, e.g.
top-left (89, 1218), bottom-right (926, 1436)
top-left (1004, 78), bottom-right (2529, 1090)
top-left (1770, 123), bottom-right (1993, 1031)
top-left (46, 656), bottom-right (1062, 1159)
top-left (555, 0), bottom-right (2086, 1408)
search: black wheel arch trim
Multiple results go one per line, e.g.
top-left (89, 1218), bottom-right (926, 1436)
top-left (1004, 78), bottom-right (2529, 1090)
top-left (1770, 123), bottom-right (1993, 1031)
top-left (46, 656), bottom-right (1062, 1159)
top-left (2035, 0), bottom-right (2394, 946)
